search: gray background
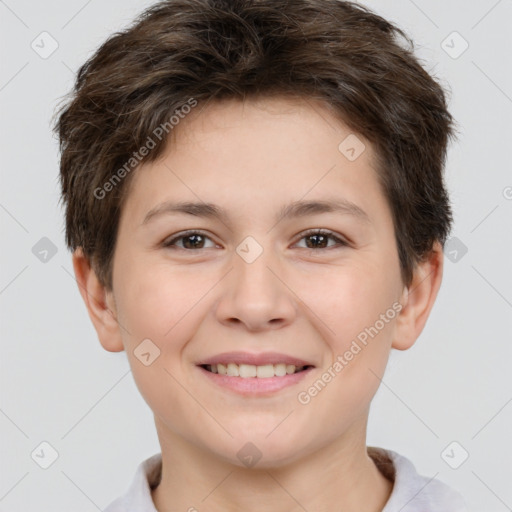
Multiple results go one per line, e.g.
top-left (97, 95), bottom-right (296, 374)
top-left (1, 0), bottom-right (511, 510)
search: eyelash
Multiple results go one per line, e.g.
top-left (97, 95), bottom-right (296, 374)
top-left (161, 229), bottom-right (348, 252)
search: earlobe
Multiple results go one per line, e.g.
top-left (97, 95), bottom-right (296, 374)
top-left (391, 241), bottom-right (444, 351)
top-left (71, 248), bottom-right (125, 353)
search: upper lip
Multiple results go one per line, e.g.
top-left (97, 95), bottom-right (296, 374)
top-left (197, 351), bottom-right (315, 367)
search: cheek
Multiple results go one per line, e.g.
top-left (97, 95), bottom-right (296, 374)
top-left (297, 261), bottom-right (399, 348)
top-left (113, 260), bottom-right (225, 386)
top-left (115, 260), bottom-right (200, 339)
top-left (112, 262), bottom-right (203, 407)
top-left (295, 270), bottom-right (398, 426)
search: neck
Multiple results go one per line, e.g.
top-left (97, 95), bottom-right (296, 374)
top-left (151, 418), bottom-right (393, 512)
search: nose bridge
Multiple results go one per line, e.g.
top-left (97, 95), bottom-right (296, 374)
top-left (233, 234), bottom-right (282, 300)
top-left (236, 237), bottom-right (276, 288)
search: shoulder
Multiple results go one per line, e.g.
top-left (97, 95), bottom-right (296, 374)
top-left (369, 446), bottom-right (468, 512)
top-left (103, 453), bottom-right (162, 512)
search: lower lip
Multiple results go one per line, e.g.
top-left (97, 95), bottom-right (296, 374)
top-left (197, 365), bottom-right (314, 396)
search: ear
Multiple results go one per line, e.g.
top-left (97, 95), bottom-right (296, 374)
top-left (71, 248), bottom-right (124, 352)
top-left (392, 241), bottom-right (444, 351)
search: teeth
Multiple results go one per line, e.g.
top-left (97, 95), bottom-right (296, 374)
top-left (205, 363), bottom-right (307, 378)
top-left (256, 364), bottom-right (274, 378)
top-left (275, 364), bottom-right (287, 377)
top-left (239, 364), bottom-right (257, 378)
top-left (227, 363), bottom-right (239, 376)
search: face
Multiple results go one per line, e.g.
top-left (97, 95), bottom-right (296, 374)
top-left (106, 96), bottom-right (408, 467)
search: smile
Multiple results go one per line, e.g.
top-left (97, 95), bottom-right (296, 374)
top-left (197, 364), bottom-right (314, 396)
top-left (200, 363), bottom-right (312, 378)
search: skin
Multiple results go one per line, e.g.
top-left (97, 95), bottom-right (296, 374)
top-left (73, 96), bottom-right (444, 512)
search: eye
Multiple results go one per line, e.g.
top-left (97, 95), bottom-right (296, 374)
top-left (294, 229), bottom-right (348, 250)
top-left (162, 229), bottom-right (348, 251)
top-left (162, 230), bottom-right (217, 250)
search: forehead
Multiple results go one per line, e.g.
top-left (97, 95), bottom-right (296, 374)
top-left (169, 95), bottom-right (372, 161)
top-left (121, 95), bottom-right (389, 229)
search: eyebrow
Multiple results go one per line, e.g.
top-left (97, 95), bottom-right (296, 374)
top-left (141, 198), bottom-right (371, 227)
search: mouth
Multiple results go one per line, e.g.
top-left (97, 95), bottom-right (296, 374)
top-left (195, 352), bottom-right (316, 396)
top-left (199, 363), bottom-right (314, 378)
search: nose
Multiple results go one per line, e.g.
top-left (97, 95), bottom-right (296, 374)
top-left (214, 243), bottom-right (297, 332)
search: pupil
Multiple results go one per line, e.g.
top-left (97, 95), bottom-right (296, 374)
top-left (307, 234), bottom-right (327, 249)
top-left (184, 234), bottom-right (203, 249)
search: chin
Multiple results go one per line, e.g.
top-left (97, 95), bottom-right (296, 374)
top-left (224, 435), bottom-right (307, 470)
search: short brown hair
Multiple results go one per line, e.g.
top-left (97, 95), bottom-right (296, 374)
top-left (53, 0), bottom-right (457, 291)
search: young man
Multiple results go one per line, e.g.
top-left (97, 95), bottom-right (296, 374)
top-left (53, 0), bottom-right (467, 510)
